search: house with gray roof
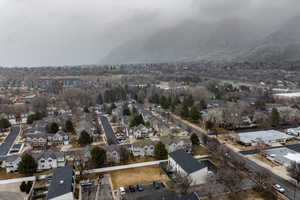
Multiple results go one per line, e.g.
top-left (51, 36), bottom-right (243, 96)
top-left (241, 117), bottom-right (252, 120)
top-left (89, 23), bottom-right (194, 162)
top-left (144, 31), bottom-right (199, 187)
top-left (104, 145), bottom-right (122, 163)
top-left (47, 165), bottom-right (75, 200)
top-left (161, 138), bottom-right (192, 154)
top-left (168, 149), bottom-right (216, 185)
top-left (129, 124), bottom-right (154, 139)
top-left (131, 140), bottom-right (157, 157)
top-left (32, 151), bottom-right (66, 170)
top-left (1, 155), bottom-right (21, 173)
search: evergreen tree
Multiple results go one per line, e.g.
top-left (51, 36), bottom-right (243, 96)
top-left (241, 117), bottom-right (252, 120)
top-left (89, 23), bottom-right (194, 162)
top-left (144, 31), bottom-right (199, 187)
top-left (46, 122), bottom-right (59, 133)
top-left (65, 120), bottom-right (75, 134)
top-left (190, 133), bottom-right (200, 146)
top-left (97, 93), bottom-right (103, 105)
top-left (183, 95), bottom-right (194, 107)
top-left (18, 154), bottom-right (37, 175)
top-left (0, 118), bottom-right (11, 131)
top-left (180, 105), bottom-right (190, 119)
top-left (123, 106), bottom-right (131, 116)
top-left (154, 142), bottom-right (168, 160)
top-left (271, 108), bottom-right (280, 126)
top-left (78, 130), bottom-right (92, 146)
top-left (20, 181), bottom-right (26, 192)
top-left (200, 99), bottom-right (207, 109)
top-left (189, 106), bottom-right (200, 122)
top-left (25, 181), bottom-right (33, 194)
top-left (91, 146), bottom-right (106, 167)
top-left (130, 114), bottom-right (145, 127)
top-left (205, 120), bottom-right (214, 130)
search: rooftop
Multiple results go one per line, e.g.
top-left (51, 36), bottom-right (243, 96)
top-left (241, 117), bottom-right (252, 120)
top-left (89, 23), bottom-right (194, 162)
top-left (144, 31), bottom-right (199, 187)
top-left (169, 149), bottom-right (216, 174)
top-left (238, 130), bottom-right (293, 144)
top-left (47, 165), bottom-right (74, 200)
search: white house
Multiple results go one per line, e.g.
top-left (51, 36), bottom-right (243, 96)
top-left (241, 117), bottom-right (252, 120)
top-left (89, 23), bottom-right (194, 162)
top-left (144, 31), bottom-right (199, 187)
top-left (129, 124), bottom-right (154, 139)
top-left (131, 140), bottom-right (156, 157)
top-left (168, 149), bottom-right (216, 185)
top-left (32, 151), bottom-right (66, 170)
top-left (1, 155), bottom-right (21, 173)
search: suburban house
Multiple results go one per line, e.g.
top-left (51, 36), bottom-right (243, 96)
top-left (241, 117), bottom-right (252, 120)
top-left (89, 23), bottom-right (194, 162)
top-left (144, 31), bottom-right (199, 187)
top-left (131, 140), bottom-right (157, 157)
top-left (129, 124), bottom-right (154, 139)
top-left (161, 138), bottom-right (192, 154)
top-left (1, 155), bottom-right (21, 173)
top-left (26, 132), bottom-right (47, 147)
top-left (32, 151), bottom-right (66, 170)
top-left (47, 165), bottom-right (75, 200)
top-left (168, 149), bottom-right (217, 185)
top-left (25, 131), bottom-right (70, 148)
top-left (2, 151), bottom-right (66, 173)
top-left (104, 145), bottom-right (124, 163)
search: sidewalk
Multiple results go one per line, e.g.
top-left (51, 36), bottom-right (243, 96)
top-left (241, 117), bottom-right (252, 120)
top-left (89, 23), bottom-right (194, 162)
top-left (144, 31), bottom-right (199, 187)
top-left (83, 155), bottom-right (208, 174)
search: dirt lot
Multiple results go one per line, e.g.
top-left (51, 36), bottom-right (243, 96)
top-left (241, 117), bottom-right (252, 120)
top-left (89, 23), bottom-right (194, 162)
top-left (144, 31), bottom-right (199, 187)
top-left (0, 182), bottom-right (27, 200)
top-left (207, 189), bottom-right (275, 200)
top-left (109, 165), bottom-right (168, 188)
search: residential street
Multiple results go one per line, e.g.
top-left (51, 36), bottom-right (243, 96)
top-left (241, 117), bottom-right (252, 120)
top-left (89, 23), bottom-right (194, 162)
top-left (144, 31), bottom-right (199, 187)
top-left (167, 112), bottom-right (299, 200)
top-left (0, 125), bottom-right (21, 157)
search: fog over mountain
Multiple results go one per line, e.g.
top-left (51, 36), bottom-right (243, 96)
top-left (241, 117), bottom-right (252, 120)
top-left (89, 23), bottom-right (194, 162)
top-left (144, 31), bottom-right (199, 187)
top-left (1, 0), bottom-right (300, 66)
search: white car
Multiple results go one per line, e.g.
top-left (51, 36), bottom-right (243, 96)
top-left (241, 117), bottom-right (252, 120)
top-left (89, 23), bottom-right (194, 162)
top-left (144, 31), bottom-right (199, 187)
top-left (273, 184), bottom-right (285, 193)
top-left (119, 187), bottom-right (126, 195)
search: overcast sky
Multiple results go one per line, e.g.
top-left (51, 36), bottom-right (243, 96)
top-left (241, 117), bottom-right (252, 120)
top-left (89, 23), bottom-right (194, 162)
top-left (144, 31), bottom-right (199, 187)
top-left (0, 0), bottom-right (300, 67)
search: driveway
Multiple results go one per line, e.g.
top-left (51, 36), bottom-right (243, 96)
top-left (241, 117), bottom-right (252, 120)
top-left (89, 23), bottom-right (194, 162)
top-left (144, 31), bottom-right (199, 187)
top-left (0, 182), bottom-right (26, 200)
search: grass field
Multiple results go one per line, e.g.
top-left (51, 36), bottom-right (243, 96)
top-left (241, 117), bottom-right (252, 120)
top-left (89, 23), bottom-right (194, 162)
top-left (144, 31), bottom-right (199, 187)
top-left (109, 165), bottom-right (168, 188)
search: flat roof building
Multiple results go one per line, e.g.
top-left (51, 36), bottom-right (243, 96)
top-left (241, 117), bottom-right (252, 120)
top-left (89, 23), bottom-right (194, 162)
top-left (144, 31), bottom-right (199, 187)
top-left (238, 130), bottom-right (293, 146)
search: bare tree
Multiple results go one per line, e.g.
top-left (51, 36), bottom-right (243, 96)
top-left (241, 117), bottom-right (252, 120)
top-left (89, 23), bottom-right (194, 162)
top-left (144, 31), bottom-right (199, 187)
top-left (288, 162), bottom-right (300, 200)
top-left (216, 166), bottom-right (243, 194)
top-left (174, 174), bottom-right (192, 195)
top-left (31, 96), bottom-right (48, 115)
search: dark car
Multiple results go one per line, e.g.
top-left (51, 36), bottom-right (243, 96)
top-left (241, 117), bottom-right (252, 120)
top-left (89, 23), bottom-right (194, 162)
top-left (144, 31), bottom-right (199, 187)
top-left (152, 181), bottom-right (160, 189)
top-left (136, 184), bottom-right (144, 191)
top-left (128, 185), bottom-right (136, 192)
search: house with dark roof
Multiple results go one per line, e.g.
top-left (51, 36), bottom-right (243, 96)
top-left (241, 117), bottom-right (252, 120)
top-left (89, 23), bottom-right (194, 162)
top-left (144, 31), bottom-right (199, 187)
top-left (168, 149), bottom-right (216, 185)
top-left (47, 165), bottom-right (75, 200)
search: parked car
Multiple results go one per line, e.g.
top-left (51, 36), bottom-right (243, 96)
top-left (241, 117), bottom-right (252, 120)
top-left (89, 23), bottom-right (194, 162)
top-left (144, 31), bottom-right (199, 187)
top-left (152, 181), bottom-right (160, 189)
top-left (119, 187), bottom-right (126, 195)
top-left (273, 184), bottom-right (285, 193)
top-left (128, 185), bottom-right (136, 192)
top-left (136, 184), bottom-right (144, 191)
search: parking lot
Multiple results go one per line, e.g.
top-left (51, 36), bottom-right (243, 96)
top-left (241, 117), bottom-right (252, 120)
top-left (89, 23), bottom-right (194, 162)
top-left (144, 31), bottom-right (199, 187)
top-left (121, 182), bottom-right (173, 200)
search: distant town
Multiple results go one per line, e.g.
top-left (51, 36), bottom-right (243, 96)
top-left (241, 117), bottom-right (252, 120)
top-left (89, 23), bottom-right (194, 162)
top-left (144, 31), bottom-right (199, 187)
top-left (0, 62), bottom-right (300, 200)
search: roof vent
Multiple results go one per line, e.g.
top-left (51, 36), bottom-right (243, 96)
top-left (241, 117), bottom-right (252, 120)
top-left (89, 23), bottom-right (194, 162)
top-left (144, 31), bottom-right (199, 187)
top-left (59, 180), bottom-right (64, 184)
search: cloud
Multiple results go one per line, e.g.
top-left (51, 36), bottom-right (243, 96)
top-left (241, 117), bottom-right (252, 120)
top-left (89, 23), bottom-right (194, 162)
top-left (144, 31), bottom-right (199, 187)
top-left (0, 0), bottom-right (300, 66)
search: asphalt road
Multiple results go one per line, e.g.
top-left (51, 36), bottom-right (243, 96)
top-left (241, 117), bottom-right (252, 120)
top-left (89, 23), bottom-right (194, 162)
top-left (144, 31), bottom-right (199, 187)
top-left (239, 143), bottom-right (300, 155)
top-left (99, 115), bottom-right (117, 144)
top-left (165, 111), bottom-right (299, 200)
top-left (0, 125), bottom-right (21, 157)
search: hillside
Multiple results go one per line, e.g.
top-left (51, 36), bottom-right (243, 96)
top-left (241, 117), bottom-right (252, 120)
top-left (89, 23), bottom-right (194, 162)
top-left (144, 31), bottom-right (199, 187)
top-left (101, 19), bottom-right (262, 64)
top-left (242, 15), bottom-right (300, 62)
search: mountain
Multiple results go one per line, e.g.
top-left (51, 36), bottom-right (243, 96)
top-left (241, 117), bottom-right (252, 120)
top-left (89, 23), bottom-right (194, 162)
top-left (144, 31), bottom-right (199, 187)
top-left (242, 16), bottom-right (300, 62)
top-left (101, 19), bottom-right (262, 64)
top-left (102, 16), bottom-right (300, 64)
